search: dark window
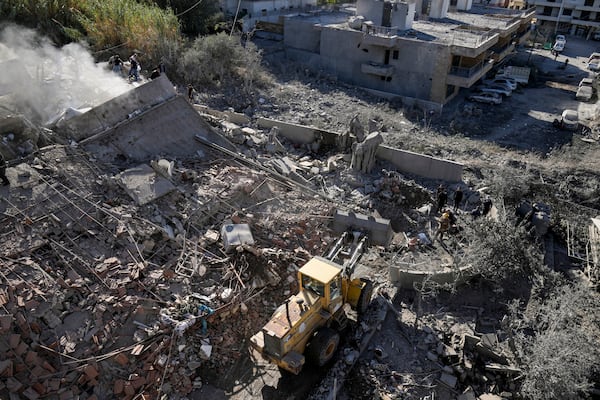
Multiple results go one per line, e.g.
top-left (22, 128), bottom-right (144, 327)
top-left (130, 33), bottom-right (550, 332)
top-left (384, 50), bottom-right (390, 64)
top-left (580, 11), bottom-right (590, 20)
top-left (446, 85), bottom-right (455, 98)
top-left (563, 8), bottom-right (572, 15)
top-left (542, 6), bottom-right (552, 15)
top-left (585, 0), bottom-right (593, 6)
top-left (392, 50), bottom-right (399, 59)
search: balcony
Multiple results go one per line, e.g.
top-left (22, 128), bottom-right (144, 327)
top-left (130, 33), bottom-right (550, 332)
top-left (361, 62), bottom-right (395, 77)
top-left (447, 59), bottom-right (494, 88)
top-left (450, 30), bottom-right (499, 57)
top-left (572, 17), bottom-right (600, 26)
top-left (361, 23), bottom-right (399, 48)
top-left (491, 42), bottom-right (516, 62)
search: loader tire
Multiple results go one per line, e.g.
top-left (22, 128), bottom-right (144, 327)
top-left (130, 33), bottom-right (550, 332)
top-left (306, 327), bottom-right (339, 367)
top-left (356, 278), bottom-right (373, 316)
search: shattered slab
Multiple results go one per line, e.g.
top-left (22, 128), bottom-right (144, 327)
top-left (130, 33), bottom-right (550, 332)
top-left (116, 163), bottom-right (176, 205)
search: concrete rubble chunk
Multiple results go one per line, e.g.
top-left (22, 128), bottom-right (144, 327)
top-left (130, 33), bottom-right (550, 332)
top-left (116, 164), bottom-right (176, 206)
top-left (221, 224), bottom-right (255, 252)
top-left (439, 372), bottom-right (457, 388)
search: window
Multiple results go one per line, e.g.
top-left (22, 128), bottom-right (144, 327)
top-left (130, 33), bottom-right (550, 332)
top-left (563, 8), bottom-right (572, 16)
top-left (301, 275), bottom-right (324, 297)
top-left (446, 84), bottom-right (456, 98)
top-left (585, 0), bottom-right (594, 6)
top-left (392, 50), bottom-right (399, 60)
top-left (580, 11), bottom-right (590, 20)
top-left (542, 6), bottom-right (552, 15)
top-left (329, 278), bottom-right (341, 300)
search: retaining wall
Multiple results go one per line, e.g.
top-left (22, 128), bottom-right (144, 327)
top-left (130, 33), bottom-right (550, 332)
top-left (376, 145), bottom-right (463, 182)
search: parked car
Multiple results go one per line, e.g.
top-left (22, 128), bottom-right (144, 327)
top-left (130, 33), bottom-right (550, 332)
top-left (553, 41), bottom-right (565, 53)
top-left (555, 34), bottom-right (566, 45)
top-left (576, 77), bottom-right (596, 101)
top-left (593, 31), bottom-right (600, 41)
top-left (467, 91), bottom-right (502, 105)
top-left (588, 53), bottom-right (600, 71)
top-left (485, 77), bottom-right (518, 90)
top-left (476, 84), bottom-right (512, 97)
top-left (553, 109), bottom-right (579, 131)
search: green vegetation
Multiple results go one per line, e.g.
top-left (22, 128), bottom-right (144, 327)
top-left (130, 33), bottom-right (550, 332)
top-left (179, 33), bottom-right (267, 93)
top-left (154, 0), bottom-right (224, 36)
top-left (0, 0), bottom-right (181, 61)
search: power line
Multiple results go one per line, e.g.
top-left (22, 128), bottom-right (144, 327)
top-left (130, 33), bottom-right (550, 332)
top-left (176, 0), bottom-right (204, 17)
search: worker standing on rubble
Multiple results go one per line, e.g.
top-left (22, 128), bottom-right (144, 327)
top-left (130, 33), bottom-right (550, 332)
top-left (128, 53), bottom-right (139, 82)
top-left (436, 184), bottom-right (448, 212)
top-left (482, 196), bottom-right (493, 216)
top-left (436, 211), bottom-right (451, 241)
top-left (453, 186), bottom-right (463, 211)
top-left (0, 152), bottom-right (10, 186)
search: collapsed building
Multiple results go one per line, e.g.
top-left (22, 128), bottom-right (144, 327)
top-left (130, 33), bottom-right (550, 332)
top-left (1, 70), bottom-right (533, 400)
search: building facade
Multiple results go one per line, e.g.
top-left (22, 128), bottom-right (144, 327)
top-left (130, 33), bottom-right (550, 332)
top-left (281, 0), bottom-right (534, 109)
top-left (527, 0), bottom-right (600, 38)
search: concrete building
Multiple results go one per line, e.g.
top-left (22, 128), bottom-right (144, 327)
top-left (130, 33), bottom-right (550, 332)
top-left (527, 0), bottom-right (600, 38)
top-left (221, 0), bottom-right (318, 32)
top-left (281, 2), bottom-right (534, 109)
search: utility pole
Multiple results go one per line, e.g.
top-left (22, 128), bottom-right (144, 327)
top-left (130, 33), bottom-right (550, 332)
top-left (555, 0), bottom-right (565, 35)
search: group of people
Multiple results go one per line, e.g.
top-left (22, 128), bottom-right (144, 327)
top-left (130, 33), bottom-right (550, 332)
top-left (434, 184), bottom-right (493, 242)
top-left (108, 52), bottom-right (166, 82)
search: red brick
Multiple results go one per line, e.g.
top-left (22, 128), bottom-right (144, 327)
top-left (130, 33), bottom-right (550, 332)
top-left (123, 382), bottom-right (135, 396)
top-left (42, 361), bottom-right (56, 373)
top-left (129, 374), bottom-right (146, 389)
top-left (25, 351), bottom-right (40, 366)
top-left (22, 387), bottom-right (40, 400)
top-left (31, 366), bottom-right (45, 379)
top-left (58, 390), bottom-right (73, 400)
top-left (15, 341), bottom-right (29, 357)
top-left (0, 359), bottom-right (13, 377)
top-left (114, 353), bottom-right (129, 366)
top-left (77, 374), bottom-right (87, 385)
top-left (32, 382), bottom-right (46, 395)
top-left (47, 379), bottom-right (61, 392)
top-left (0, 314), bottom-right (12, 332)
top-left (88, 377), bottom-right (98, 387)
top-left (9, 334), bottom-right (20, 349)
top-left (83, 364), bottom-right (99, 380)
top-left (114, 379), bottom-right (124, 394)
top-left (6, 377), bottom-right (23, 392)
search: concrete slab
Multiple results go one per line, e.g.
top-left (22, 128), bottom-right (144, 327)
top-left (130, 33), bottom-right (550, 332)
top-left (5, 163), bottom-right (40, 189)
top-left (332, 210), bottom-right (393, 247)
top-left (116, 164), bottom-right (176, 206)
top-left (221, 224), bottom-right (254, 252)
top-left (376, 145), bottom-right (463, 182)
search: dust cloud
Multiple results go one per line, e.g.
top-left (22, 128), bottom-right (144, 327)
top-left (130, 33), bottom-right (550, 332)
top-left (0, 24), bottom-right (131, 125)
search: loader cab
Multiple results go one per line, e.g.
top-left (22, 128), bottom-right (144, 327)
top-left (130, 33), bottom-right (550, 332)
top-left (298, 257), bottom-right (344, 315)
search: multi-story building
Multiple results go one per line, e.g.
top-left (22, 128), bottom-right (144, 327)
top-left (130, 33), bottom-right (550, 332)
top-left (527, 0), bottom-right (600, 38)
top-left (281, 0), bottom-right (534, 109)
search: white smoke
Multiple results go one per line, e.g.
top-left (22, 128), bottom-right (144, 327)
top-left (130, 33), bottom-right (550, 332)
top-left (0, 24), bottom-right (132, 125)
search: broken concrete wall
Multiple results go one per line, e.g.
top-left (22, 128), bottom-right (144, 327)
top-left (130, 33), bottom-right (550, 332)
top-left (257, 117), bottom-right (340, 145)
top-left (332, 209), bottom-right (393, 246)
top-left (59, 75), bottom-right (177, 141)
top-left (193, 105), bottom-right (251, 125)
top-left (376, 145), bottom-right (463, 182)
top-left (82, 96), bottom-right (235, 162)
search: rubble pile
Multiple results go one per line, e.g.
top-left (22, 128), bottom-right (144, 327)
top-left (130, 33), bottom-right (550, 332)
top-left (346, 303), bottom-right (522, 400)
top-left (0, 139), bottom-right (338, 399)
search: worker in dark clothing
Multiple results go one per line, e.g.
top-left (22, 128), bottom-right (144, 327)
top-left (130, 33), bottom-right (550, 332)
top-left (0, 152), bottom-right (10, 186)
top-left (436, 185), bottom-right (448, 212)
top-left (482, 196), bottom-right (493, 216)
top-left (453, 187), bottom-right (463, 211)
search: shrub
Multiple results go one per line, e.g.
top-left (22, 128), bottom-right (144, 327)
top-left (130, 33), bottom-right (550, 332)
top-left (508, 283), bottom-right (600, 399)
top-left (178, 32), bottom-right (266, 93)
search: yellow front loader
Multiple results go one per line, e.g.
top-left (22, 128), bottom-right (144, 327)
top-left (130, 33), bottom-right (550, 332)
top-left (250, 230), bottom-right (375, 374)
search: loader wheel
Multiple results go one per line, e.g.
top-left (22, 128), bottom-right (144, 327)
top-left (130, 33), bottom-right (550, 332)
top-left (306, 327), bottom-right (340, 367)
top-left (356, 278), bottom-right (374, 316)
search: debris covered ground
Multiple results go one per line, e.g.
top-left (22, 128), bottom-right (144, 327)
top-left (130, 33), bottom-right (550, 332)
top-left (1, 32), bottom-right (600, 400)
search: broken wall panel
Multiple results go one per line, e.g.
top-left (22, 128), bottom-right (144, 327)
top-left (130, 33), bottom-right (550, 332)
top-left (376, 145), bottom-right (463, 182)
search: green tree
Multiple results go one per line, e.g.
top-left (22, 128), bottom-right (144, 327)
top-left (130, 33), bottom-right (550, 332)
top-left (154, 0), bottom-right (223, 36)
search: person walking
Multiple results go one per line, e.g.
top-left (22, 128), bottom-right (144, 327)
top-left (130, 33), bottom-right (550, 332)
top-left (112, 55), bottom-right (123, 75)
top-left (0, 152), bottom-right (10, 186)
top-left (436, 211), bottom-right (451, 242)
top-left (128, 53), bottom-right (139, 82)
top-left (453, 186), bottom-right (463, 211)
